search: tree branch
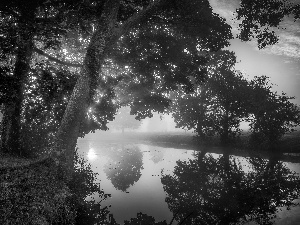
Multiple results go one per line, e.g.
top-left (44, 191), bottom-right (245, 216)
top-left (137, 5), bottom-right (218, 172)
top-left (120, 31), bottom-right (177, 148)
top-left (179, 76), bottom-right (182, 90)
top-left (34, 47), bottom-right (124, 72)
top-left (0, 7), bottom-right (20, 18)
top-left (33, 47), bottom-right (83, 67)
top-left (109, 0), bottom-right (169, 45)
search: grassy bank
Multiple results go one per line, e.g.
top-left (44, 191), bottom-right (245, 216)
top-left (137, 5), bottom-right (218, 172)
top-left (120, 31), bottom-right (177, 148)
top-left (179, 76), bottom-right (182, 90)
top-left (0, 151), bottom-right (111, 225)
top-left (0, 157), bottom-right (74, 225)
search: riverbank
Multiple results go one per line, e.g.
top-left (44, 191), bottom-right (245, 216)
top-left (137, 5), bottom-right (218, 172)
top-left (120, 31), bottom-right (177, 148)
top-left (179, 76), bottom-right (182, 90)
top-left (0, 157), bottom-right (74, 224)
top-left (0, 151), bottom-right (110, 225)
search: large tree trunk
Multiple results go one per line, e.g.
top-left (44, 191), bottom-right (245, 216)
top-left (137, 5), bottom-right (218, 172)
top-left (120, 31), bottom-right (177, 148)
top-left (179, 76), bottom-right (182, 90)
top-left (0, 13), bottom-right (34, 156)
top-left (51, 38), bottom-right (109, 180)
top-left (51, 0), bottom-right (121, 181)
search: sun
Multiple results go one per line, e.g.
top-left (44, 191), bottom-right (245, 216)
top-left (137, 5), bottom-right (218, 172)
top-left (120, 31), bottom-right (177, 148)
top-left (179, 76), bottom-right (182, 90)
top-left (87, 148), bottom-right (97, 160)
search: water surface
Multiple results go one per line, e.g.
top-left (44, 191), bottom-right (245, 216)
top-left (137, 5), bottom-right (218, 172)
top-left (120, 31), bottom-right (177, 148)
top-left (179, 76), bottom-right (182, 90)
top-left (77, 139), bottom-right (300, 225)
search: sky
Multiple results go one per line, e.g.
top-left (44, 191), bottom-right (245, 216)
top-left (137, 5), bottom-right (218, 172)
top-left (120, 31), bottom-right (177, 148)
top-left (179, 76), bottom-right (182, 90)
top-left (209, 0), bottom-right (300, 105)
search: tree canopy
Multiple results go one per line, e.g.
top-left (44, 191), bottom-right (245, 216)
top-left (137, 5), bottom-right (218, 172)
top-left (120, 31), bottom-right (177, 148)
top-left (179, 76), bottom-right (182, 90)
top-left (171, 51), bottom-right (250, 144)
top-left (0, 0), bottom-right (234, 179)
top-left (246, 76), bottom-right (300, 150)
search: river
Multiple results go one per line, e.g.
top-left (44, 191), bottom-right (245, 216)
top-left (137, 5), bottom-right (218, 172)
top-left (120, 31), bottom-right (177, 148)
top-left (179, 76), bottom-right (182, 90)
top-left (77, 138), bottom-right (300, 225)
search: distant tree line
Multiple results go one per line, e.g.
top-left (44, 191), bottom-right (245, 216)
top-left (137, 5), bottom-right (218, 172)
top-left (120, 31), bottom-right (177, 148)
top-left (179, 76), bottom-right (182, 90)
top-left (170, 50), bottom-right (300, 149)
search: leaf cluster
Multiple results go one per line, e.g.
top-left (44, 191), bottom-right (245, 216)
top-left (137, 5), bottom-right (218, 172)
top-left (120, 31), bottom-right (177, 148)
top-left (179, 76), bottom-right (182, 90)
top-left (246, 76), bottom-right (300, 149)
top-left (237, 0), bottom-right (300, 48)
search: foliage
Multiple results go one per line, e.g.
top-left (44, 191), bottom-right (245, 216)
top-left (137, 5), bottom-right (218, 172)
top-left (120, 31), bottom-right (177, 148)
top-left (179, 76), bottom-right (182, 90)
top-left (235, 0), bottom-right (300, 149)
top-left (67, 148), bottom-right (111, 225)
top-left (161, 152), bottom-right (300, 225)
top-left (171, 51), bottom-right (250, 145)
top-left (1, 0), bottom-right (236, 203)
top-left (0, 158), bottom-right (76, 225)
top-left (171, 86), bottom-right (216, 139)
top-left (0, 0), bottom-right (90, 153)
top-left (247, 76), bottom-right (300, 150)
top-left (171, 51), bottom-right (299, 148)
top-left (124, 212), bottom-right (167, 225)
top-left (19, 65), bottom-right (77, 157)
top-left (0, 0), bottom-right (233, 158)
top-left (236, 0), bottom-right (300, 48)
top-left (95, 0), bottom-right (232, 120)
top-left (80, 87), bottom-right (117, 136)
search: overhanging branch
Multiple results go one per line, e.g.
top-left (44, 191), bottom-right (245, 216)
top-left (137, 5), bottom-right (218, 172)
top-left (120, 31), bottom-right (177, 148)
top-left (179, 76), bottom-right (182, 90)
top-left (34, 47), bottom-right (123, 72)
top-left (33, 47), bottom-right (83, 68)
top-left (110, 0), bottom-right (169, 44)
top-left (0, 7), bottom-right (20, 18)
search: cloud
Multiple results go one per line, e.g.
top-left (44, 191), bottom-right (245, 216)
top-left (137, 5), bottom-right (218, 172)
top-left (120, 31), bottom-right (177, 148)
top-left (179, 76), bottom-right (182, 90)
top-left (251, 17), bottom-right (300, 60)
top-left (210, 0), bottom-right (300, 60)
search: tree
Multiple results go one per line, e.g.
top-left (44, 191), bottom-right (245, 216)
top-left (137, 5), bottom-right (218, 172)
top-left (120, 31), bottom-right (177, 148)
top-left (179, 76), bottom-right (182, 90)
top-left (205, 51), bottom-right (250, 144)
top-left (247, 76), bottom-right (300, 151)
top-left (1, 0), bottom-right (233, 180)
top-left (0, 1), bottom-right (36, 154)
top-left (51, 0), bottom-right (233, 179)
top-left (20, 65), bottom-right (77, 156)
top-left (124, 212), bottom-right (167, 225)
top-left (108, 106), bottom-right (142, 134)
top-left (0, 0), bottom-right (116, 157)
top-left (171, 85), bottom-right (216, 139)
top-left (171, 51), bottom-right (250, 145)
top-left (235, 1), bottom-right (300, 150)
top-left (0, 0), bottom-right (80, 154)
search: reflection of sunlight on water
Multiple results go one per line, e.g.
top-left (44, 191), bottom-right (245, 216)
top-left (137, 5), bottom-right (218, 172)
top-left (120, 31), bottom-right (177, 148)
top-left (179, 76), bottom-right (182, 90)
top-left (87, 148), bottom-right (97, 160)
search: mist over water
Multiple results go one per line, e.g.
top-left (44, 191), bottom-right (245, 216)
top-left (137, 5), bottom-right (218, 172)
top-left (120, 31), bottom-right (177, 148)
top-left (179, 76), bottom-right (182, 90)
top-left (77, 133), bottom-right (300, 225)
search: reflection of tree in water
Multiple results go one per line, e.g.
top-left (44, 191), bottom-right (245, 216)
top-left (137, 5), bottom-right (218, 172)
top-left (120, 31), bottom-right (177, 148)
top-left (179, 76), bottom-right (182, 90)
top-left (161, 152), bottom-right (300, 225)
top-left (124, 212), bottom-right (167, 225)
top-left (149, 149), bottom-right (165, 164)
top-left (103, 145), bottom-right (143, 192)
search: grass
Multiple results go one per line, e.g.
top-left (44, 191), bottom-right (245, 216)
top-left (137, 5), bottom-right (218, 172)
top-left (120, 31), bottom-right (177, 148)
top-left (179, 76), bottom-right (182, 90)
top-left (0, 157), bottom-right (75, 225)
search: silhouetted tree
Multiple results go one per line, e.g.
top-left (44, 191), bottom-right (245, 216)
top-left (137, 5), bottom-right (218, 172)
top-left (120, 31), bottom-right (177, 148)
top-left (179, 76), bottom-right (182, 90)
top-left (171, 51), bottom-right (250, 145)
top-left (108, 106), bottom-right (142, 134)
top-left (235, 0), bottom-right (300, 151)
top-left (124, 212), bottom-right (167, 225)
top-left (247, 76), bottom-right (300, 151)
